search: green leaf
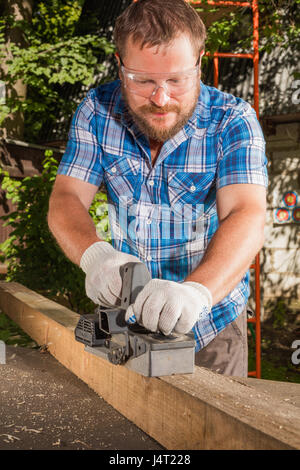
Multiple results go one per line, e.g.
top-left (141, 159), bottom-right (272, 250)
top-left (1, 156), bottom-right (110, 314)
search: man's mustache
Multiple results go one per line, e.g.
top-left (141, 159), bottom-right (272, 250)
top-left (138, 104), bottom-right (181, 114)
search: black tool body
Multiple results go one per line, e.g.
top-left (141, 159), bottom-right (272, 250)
top-left (75, 262), bottom-right (195, 376)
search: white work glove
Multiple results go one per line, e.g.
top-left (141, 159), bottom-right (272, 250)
top-left (125, 279), bottom-right (212, 336)
top-left (80, 241), bottom-right (142, 307)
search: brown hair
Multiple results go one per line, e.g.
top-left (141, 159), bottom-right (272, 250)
top-left (114, 0), bottom-right (206, 60)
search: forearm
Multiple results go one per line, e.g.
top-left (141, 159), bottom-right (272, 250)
top-left (48, 192), bottom-right (101, 265)
top-left (185, 209), bottom-right (265, 305)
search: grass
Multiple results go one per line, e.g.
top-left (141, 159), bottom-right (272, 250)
top-left (248, 336), bottom-right (300, 384)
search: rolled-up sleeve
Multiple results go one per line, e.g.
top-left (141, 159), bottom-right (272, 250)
top-left (57, 90), bottom-right (103, 187)
top-left (216, 106), bottom-right (268, 190)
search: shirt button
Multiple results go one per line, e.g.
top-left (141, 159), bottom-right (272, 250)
top-left (146, 219), bottom-right (151, 225)
top-left (111, 166), bottom-right (117, 173)
top-left (148, 180), bottom-right (154, 186)
top-left (190, 185), bottom-right (196, 192)
top-left (146, 255), bottom-right (152, 261)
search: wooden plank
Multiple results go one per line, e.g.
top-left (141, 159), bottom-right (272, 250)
top-left (0, 281), bottom-right (300, 450)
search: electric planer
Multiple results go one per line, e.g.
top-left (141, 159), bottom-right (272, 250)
top-left (75, 262), bottom-right (195, 377)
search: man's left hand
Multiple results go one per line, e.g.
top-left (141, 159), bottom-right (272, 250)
top-left (125, 279), bottom-right (212, 336)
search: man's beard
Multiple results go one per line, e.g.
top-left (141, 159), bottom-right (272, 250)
top-left (121, 82), bottom-right (200, 143)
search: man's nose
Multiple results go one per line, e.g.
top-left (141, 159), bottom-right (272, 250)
top-left (150, 85), bottom-right (170, 107)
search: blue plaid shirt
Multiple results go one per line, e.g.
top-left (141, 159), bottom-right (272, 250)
top-left (58, 80), bottom-right (268, 351)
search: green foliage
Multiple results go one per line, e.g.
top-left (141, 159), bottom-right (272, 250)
top-left (0, 311), bottom-right (37, 348)
top-left (197, 0), bottom-right (300, 55)
top-left (0, 0), bottom-right (115, 140)
top-left (197, 0), bottom-right (300, 87)
top-left (248, 344), bottom-right (300, 383)
top-left (265, 298), bottom-right (289, 329)
top-left (201, 9), bottom-right (242, 55)
top-left (0, 152), bottom-right (110, 314)
top-left (258, 0), bottom-right (300, 53)
top-left (272, 299), bottom-right (287, 329)
top-left (89, 190), bottom-right (111, 243)
top-left (1, 0), bottom-right (298, 140)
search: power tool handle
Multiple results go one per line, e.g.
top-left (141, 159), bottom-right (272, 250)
top-left (120, 262), bottom-right (151, 310)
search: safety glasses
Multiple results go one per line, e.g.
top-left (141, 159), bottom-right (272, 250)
top-left (120, 55), bottom-right (201, 98)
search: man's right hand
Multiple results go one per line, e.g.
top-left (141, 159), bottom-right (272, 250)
top-left (80, 241), bottom-right (142, 307)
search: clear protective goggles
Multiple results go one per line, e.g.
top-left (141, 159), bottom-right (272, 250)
top-left (120, 55), bottom-right (201, 99)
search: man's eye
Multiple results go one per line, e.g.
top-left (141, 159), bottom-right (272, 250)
top-left (134, 79), bottom-right (154, 85)
top-left (168, 78), bottom-right (183, 85)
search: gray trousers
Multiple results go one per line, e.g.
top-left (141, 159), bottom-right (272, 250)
top-left (195, 309), bottom-right (248, 377)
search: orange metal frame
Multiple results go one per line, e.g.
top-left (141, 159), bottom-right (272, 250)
top-left (189, 0), bottom-right (261, 378)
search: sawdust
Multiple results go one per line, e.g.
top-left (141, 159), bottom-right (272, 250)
top-left (0, 345), bottom-right (163, 450)
top-left (161, 366), bottom-right (300, 448)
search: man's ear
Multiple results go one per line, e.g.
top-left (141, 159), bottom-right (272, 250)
top-left (199, 49), bottom-right (205, 64)
top-left (115, 52), bottom-right (121, 67)
top-left (197, 49), bottom-right (205, 75)
top-left (115, 53), bottom-right (122, 80)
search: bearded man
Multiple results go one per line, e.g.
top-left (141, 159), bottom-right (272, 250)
top-left (48, 0), bottom-right (268, 377)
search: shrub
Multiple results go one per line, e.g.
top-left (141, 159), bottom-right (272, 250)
top-left (0, 151), bottom-right (110, 314)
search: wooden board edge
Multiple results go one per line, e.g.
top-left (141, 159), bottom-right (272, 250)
top-left (0, 281), bottom-right (299, 450)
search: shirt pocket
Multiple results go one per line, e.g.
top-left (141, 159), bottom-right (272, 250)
top-left (103, 156), bottom-right (140, 205)
top-left (167, 171), bottom-right (215, 219)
